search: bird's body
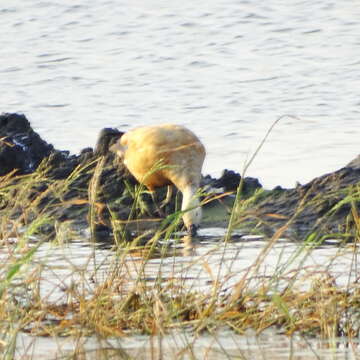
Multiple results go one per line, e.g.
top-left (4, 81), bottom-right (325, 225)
top-left (110, 124), bottom-right (206, 235)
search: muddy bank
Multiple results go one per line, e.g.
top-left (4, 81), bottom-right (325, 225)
top-left (250, 156), bottom-right (360, 238)
top-left (0, 113), bottom-right (359, 241)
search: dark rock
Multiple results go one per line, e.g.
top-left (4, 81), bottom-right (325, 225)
top-left (0, 113), bottom-right (53, 175)
top-left (203, 170), bottom-right (262, 196)
top-left (45, 151), bottom-right (78, 179)
top-left (98, 166), bottom-right (128, 202)
top-left (242, 176), bottom-right (262, 195)
top-left (273, 185), bottom-right (285, 192)
top-left (0, 141), bottom-right (26, 176)
top-left (79, 147), bottom-right (94, 163)
top-left (251, 156), bottom-right (360, 239)
top-left (214, 169), bottom-right (241, 191)
top-left (0, 112), bottom-right (29, 133)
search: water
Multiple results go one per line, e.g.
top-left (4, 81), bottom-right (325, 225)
top-left (15, 329), bottom-right (360, 359)
top-left (6, 232), bottom-right (360, 359)
top-left (20, 231), bottom-right (358, 303)
top-left (2, 0), bottom-right (360, 188)
top-left (2, 1), bottom-right (360, 357)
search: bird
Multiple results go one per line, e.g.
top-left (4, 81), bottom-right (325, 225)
top-left (110, 124), bottom-right (206, 236)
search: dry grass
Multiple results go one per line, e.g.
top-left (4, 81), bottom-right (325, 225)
top-left (1, 165), bottom-right (360, 340)
top-left (1, 119), bottom-right (360, 358)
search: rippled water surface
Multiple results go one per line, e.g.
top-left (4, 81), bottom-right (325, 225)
top-left (2, 0), bottom-right (360, 187)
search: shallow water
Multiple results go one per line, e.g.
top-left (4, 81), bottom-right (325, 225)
top-left (2, 0), bottom-right (360, 188)
top-left (7, 229), bottom-right (360, 359)
top-left (12, 228), bottom-right (356, 303)
top-left (15, 329), bottom-right (360, 359)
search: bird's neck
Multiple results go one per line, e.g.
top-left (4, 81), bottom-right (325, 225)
top-left (181, 185), bottom-right (202, 229)
top-left (181, 185), bottom-right (198, 208)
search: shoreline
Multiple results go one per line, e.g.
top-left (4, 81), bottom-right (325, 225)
top-left (1, 112), bottom-right (359, 241)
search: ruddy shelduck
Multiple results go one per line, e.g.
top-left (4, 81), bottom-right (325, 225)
top-left (110, 124), bottom-right (206, 236)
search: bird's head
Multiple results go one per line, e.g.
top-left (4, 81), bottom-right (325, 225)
top-left (109, 141), bottom-right (126, 160)
top-left (183, 205), bottom-right (202, 237)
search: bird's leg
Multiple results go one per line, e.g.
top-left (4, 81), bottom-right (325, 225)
top-left (160, 185), bottom-right (173, 209)
top-left (150, 190), bottom-right (165, 217)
